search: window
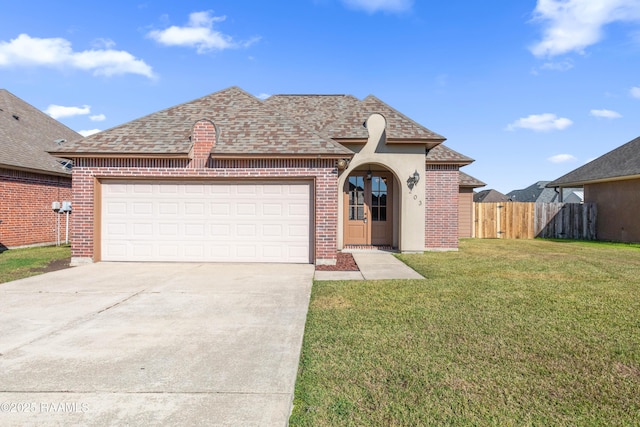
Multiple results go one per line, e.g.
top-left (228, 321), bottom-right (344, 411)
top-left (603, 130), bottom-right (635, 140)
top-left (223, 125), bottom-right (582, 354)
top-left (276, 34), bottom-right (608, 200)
top-left (348, 176), bottom-right (365, 220)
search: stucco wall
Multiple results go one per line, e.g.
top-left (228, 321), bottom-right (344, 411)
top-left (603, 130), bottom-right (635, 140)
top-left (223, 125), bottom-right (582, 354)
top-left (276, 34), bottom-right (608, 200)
top-left (336, 114), bottom-right (427, 252)
top-left (585, 178), bottom-right (640, 243)
top-left (70, 158), bottom-right (339, 265)
top-left (0, 168), bottom-right (72, 248)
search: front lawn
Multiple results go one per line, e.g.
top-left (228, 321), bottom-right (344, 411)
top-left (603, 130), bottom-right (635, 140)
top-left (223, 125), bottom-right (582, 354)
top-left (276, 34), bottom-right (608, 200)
top-left (291, 239), bottom-right (640, 426)
top-left (0, 245), bottom-right (71, 284)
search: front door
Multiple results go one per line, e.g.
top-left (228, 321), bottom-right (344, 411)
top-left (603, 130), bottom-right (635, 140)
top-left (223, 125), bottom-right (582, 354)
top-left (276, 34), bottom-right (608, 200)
top-left (344, 173), bottom-right (392, 247)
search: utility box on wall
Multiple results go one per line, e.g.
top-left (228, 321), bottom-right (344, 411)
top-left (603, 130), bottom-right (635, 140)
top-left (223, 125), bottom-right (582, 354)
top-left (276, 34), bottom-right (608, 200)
top-left (61, 201), bottom-right (72, 212)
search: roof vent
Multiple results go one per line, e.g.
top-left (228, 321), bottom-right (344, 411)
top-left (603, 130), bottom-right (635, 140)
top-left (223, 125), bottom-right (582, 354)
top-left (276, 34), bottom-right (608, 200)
top-left (54, 138), bottom-right (66, 144)
top-left (12, 114), bottom-right (19, 120)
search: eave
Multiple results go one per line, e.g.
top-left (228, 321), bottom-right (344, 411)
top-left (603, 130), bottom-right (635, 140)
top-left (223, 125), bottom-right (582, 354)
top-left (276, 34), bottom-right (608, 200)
top-left (426, 159), bottom-right (474, 167)
top-left (210, 152), bottom-right (354, 160)
top-left (547, 173), bottom-right (640, 188)
top-left (0, 162), bottom-right (71, 178)
top-left (49, 152), bottom-right (190, 159)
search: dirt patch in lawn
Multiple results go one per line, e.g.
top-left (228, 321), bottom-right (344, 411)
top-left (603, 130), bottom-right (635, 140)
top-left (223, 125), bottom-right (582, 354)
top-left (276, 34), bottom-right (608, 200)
top-left (30, 257), bottom-right (72, 274)
top-left (316, 252), bottom-right (359, 271)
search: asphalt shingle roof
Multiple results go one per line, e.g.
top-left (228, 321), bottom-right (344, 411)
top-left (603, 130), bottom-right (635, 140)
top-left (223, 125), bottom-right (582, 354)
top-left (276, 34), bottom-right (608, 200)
top-left (52, 87), bottom-right (352, 157)
top-left (507, 181), bottom-right (560, 202)
top-left (0, 89), bottom-right (78, 176)
top-left (265, 93), bottom-right (446, 142)
top-left (548, 136), bottom-right (640, 186)
top-left (474, 189), bottom-right (509, 203)
top-left (459, 171), bottom-right (486, 188)
top-left (51, 86), bottom-right (467, 160)
top-left (426, 144), bottom-right (474, 164)
top-left (263, 94), bottom-right (361, 135)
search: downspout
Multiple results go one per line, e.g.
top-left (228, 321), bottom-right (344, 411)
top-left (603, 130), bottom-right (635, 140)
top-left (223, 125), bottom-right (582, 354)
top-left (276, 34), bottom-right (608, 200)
top-left (553, 186), bottom-right (563, 203)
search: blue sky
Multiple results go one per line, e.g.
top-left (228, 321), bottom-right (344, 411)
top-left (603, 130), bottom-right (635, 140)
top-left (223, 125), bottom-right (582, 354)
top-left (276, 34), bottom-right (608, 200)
top-left (1, 0), bottom-right (639, 193)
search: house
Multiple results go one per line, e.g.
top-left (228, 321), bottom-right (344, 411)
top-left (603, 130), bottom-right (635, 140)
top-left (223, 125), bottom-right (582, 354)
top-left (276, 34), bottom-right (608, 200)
top-left (474, 189), bottom-right (509, 203)
top-left (0, 89), bottom-right (78, 249)
top-left (548, 136), bottom-right (640, 243)
top-left (507, 181), bottom-right (583, 203)
top-left (459, 171), bottom-right (485, 238)
top-left (51, 86), bottom-right (476, 265)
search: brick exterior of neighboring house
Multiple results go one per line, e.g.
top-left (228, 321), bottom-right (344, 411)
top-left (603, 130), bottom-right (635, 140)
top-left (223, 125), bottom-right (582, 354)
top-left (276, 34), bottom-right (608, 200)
top-left (0, 89), bottom-right (79, 249)
top-left (52, 87), bottom-right (478, 265)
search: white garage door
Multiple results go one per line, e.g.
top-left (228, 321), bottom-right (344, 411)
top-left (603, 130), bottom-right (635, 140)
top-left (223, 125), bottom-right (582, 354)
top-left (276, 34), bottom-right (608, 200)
top-left (101, 181), bottom-right (311, 263)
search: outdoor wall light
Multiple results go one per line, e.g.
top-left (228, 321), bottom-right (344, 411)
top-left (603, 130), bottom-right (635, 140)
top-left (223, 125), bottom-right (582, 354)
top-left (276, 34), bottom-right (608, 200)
top-left (336, 158), bottom-right (349, 170)
top-left (366, 169), bottom-right (372, 180)
top-left (406, 169), bottom-right (420, 189)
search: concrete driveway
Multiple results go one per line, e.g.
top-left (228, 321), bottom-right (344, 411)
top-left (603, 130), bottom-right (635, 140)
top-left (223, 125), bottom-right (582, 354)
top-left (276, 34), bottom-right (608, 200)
top-left (0, 262), bottom-right (314, 426)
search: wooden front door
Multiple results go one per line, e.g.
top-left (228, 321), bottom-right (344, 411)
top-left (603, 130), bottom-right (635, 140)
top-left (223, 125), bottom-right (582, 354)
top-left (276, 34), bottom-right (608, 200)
top-left (344, 173), bottom-right (393, 246)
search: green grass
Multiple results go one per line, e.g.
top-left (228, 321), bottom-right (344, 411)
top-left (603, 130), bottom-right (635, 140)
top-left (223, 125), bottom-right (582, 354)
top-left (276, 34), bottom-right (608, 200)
top-left (291, 239), bottom-right (640, 426)
top-left (0, 245), bottom-right (71, 284)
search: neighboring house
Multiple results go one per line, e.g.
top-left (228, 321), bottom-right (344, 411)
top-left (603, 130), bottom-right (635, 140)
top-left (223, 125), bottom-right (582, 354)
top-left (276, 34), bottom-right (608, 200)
top-left (507, 181), bottom-right (583, 203)
top-left (563, 190), bottom-right (584, 204)
top-left (548, 136), bottom-right (640, 243)
top-left (474, 189), bottom-right (509, 203)
top-left (0, 89), bottom-right (78, 249)
top-left (51, 86), bottom-right (476, 265)
top-left (459, 171), bottom-right (485, 238)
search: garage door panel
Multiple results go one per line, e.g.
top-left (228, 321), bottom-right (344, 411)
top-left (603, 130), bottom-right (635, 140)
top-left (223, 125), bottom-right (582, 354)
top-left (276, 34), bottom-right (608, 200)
top-left (102, 181), bottom-right (311, 263)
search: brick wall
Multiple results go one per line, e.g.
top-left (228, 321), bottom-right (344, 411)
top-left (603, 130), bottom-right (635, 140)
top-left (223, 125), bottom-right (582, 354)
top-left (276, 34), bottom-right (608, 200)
top-left (425, 164), bottom-right (459, 250)
top-left (71, 158), bottom-right (338, 264)
top-left (0, 168), bottom-right (72, 248)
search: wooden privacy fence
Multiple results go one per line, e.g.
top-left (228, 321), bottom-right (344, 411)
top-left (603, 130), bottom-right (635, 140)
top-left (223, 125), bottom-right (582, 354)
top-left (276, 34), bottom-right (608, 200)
top-left (474, 202), bottom-right (597, 240)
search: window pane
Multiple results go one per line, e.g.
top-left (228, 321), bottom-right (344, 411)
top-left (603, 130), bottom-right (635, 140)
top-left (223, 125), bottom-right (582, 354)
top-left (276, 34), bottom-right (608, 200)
top-left (372, 194), bottom-right (379, 206)
top-left (357, 207), bottom-right (364, 220)
top-left (372, 207), bottom-right (379, 221)
top-left (357, 191), bottom-right (364, 205)
top-left (380, 207), bottom-right (386, 221)
top-left (380, 194), bottom-right (387, 207)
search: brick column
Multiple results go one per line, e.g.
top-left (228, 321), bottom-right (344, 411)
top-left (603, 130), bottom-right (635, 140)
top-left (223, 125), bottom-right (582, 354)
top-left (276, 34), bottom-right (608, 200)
top-left (425, 165), bottom-right (459, 250)
top-left (190, 120), bottom-right (216, 168)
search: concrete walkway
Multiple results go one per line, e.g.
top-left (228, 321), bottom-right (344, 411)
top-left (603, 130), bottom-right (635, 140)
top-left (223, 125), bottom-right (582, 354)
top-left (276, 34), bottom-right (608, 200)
top-left (314, 252), bottom-right (424, 281)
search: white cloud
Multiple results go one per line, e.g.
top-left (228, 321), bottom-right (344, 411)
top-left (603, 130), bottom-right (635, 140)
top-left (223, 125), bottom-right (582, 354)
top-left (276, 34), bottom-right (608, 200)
top-left (590, 108), bottom-right (622, 118)
top-left (530, 0), bottom-right (640, 57)
top-left (78, 129), bottom-right (101, 137)
top-left (91, 38), bottom-right (116, 49)
top-left (631, 86), bottom-right (640, 98)
top-left (548, 154), bottom-right (578, 163)
top-left (540, 60), bottom-right (574, 71)
top-left (90, 114), bottom-right (106, 122)
top-left (147, 10), bottom-right (258, 53)
top-left (506, 113), bottom-right (573, 132)
top-left (341, 0), bottom-right (413, 13)
top-left (45, 104), bottom-right (91, 119)
top-left (0, 34), bottom-right (155, 78)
